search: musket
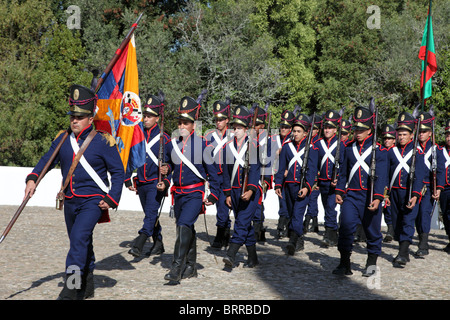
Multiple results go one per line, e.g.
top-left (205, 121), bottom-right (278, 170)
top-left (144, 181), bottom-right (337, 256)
top-left (157, 91), bottom-right (166, 184)
top-left (430, 105), bottom-right (437, 198)
top-left (0, 14), bottom-right (144, 244)
top-left (408, 104), bottom-right (422, 203)
top-left (242, 104), bottom-right (259, 196)
top-left (368, 98), bottom-right (378, 204)
top-left (331, 106), bottom-right (345, 183)
top-left (299, 113), bottom-right (316, 197)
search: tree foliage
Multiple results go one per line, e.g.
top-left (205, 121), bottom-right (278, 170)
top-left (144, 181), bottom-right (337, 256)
top-left (1, 0), bottom-right (449, 166)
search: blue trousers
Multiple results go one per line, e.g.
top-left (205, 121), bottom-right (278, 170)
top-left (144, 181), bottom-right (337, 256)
top-left (173, 191), bottom-right (204, 232)
top-left (318, 180), bottom-right (338, 230)
top-left (306, 188), bottom-right (320, 217)
top-left (337, 190), bottom-right (383, 255)
top-left (285, 183), bottom-right (310, 237)
top-left (383, 204), bottom-right (392, 225)
top-left (415, 185), bottom-right (433, 234)
top-left (137, 181), bottom-right (164, 240)
top-left (278, 188), bottom-right (289, 218)
top-left (440, 188), bottom-right (450, 237)
top-left (215, 188), bottom-right (231, 228)
top-left (389, 188), bottom-right (420, 243)
top-left (64, 196), bottom-right (103, 275)
top-left (230, 188), bottom-right (261, 246)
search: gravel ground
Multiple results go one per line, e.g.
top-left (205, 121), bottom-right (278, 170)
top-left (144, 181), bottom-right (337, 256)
top-left (0, 205), bottom-right (449, 303)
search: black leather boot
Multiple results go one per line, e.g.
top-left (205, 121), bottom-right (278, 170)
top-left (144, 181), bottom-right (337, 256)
top-left (383, 224), bottom-right (394, 242)
top-left (149, 234), bottom-right (165, 255)
top-left (362, 253), bottom-right (378, 277)
top-left (128, 232), bottom-right (148, 258)
top-left (311, 216), bottom-right (319, 233)
top-left (243, 245), bottom-right (259, 268)
top-left (393, 241), bottom-right (410, 268)
top-left (277, 216), bottom-right (289, 239)
top-left (286, 233), bottom-right (301, 255)
top-left (212, 226), bottom-right (226, 249)
top-left (223, 242), bottom-right (241, 268)
top-left (57, 274), bottom-right (80, 300)
top-left (322, 227), bottom-right (338, 247)
top-left (164, 226), bottom-right (192, 283)
top-left (303, 215), bottom-right (312, 234)
top-left (332, 251), bottom-right (353, 275)
top-left (77, 270), bottom-right (94, 300)
top-left (182, 236), bottom-right (198, 279)
top-left (414, 233), bottom-right (429, 257)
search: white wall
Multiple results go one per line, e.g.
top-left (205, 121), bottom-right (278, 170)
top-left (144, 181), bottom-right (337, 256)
top-left (0, 166), bottom-right (325, 221)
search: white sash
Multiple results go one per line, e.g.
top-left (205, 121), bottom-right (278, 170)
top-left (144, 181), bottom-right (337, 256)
top-left (145, 134), bottom-right (160, 166)
top-left (389, 148), bottom-right (412, 189)
top-left (443, 148), bottom-right (450, 168)
top-left (347, 143), bottom-right (371, 183)
top-left (418, 146), bottom-right (432, 171)
top-left (319, 139), bottom-right (337, 169)
top-left (212, 132), bottom-right (229, 157)
top-left (70, 133), bottom-right (109, 193)
top-left (287, 143), bottom-right (305, 170)
top-left (230, 141), bottom-right (248, 184)
top-left (171, 139), bottom-right (205, 181)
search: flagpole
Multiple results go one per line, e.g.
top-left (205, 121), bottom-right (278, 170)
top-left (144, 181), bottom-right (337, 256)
top-left (421, 0), bottom-right (432, 111)
top-left (95, 12), bottom-right (144, 94)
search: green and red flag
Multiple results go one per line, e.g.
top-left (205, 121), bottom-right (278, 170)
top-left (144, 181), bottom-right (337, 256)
top-left (418, 1), bottom-right (437, 103)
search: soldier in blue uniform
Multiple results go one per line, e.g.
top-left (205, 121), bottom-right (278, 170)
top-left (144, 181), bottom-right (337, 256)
top-left (205, 98), bottom-right (232, 249)
top-left (414, 110), bottom-right (444, 257)
top-left (253, 104), bottom-right (273, 242)
top-left (274, 114), bottom-right (319, 255)
top-left (162, 91), bottom-right (220, 284)
top-left (385, 111), bottom-right (426, 268)
top-left (304, 114), bottom-right (322, 234)
top-left (24, 84), bottom-right (124, 299)
top-left (439, 120), bottom-right (450, 253)
top-left (381, 124), bottom-right (396, 242)
top-left (315, 110), bottom-right (346, 247)
top-left (340, 118), bottom-right (352, 146)
top-left (273, 110), bottom-right (295, 238)
top-left (124, 92), bottom-right (171, 258)
top-left (222, 105), bottom-right (262, 268)
top-left (333, 105), bottom-right (388, 276)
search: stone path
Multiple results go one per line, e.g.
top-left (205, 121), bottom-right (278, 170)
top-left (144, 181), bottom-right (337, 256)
top-left (0, 205), bottom-right (449, 301)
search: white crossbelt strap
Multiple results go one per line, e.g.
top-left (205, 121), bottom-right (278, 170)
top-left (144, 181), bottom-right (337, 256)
top-left (70, 133), bottom-right (109, 193)
top-left (171, 139), bottom-right (205, 181)
top-left (276, 135), bottom-right (282, 149)
top-left (443, 148), bottom-right (450, 168)
top-left (230, 141), bottom-right (247, 184)
top-left (389, 148), bottom-right (412, 189)
top-left (348, 143), bottom-right (371, 183)
top-left (146, 134), bottom-right (160, 166)
top-left (212, 132), bottom-right (228, 158)
top-left (418, 146), bottom-right (432, 171)
top-left (320, 140), bottom-right (337, 169)
top-left (288, 143), bottom-right (305, 170)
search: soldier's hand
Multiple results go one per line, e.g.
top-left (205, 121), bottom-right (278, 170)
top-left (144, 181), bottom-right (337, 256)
top-left (241, 190), bottom-right (254, 201)
top-left (24, 180), bottom-right (36, 200)
top-left (432, 189), bottom-right (441, 200)
top-left (331, 179), bottom-right (337, 187)
top-left (226, 196), bottom-right (232, 208)
top-left (275, 188), bottom-right (283, 199)
top-left (297, 187), bottom-right (308, 199)
top-left (156, 182), bottom-right (166, 192)
top-left (336, 194), bottom-right (343, 205)
top-left (128, 186), bottom-right (136, 192)
top-left (406, 196), bottom-right (417, 209)
top-left (385, 198), bottom-right (391, 207)
top-left (160, 164), bottom-right (169, 175)
top-left (98, 200), bottom-right (111, 210)
top-left (368, 199), bottom-right (381, 211)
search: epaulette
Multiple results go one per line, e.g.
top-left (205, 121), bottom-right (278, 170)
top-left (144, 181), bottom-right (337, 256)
top-left (53, 130), bottom-right (67, 141)
top-left (98, 130), bottom-right (116, 147)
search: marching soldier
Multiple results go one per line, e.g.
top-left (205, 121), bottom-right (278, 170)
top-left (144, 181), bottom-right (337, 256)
top-left (381, 124), bottom-right (396, 242)
top-left (415, 109), bottom-right (444, 257)
top-left (333, 104), bottom-right (388, 276)
top-left (222, 105), bottom-right (262, 268)
top-left (315, 110), bottom-right (346, 247)
top-left (304, 114), bottom-right (322, 234)
top-left (274, 114), bottom-right (319, 255)
top-left (385, 110), bottom-right (426, 268)
top-left (162, 91), bottom-right (221, 284)
top-left (273, 110), bottom-right (296, 238)
top-left (124, 93), bottom-right (171, 258)
top-left (341, 118), bottom-right (352, 146)
top-left (24, 84), bottom-right (124, 299)
top-left (439, 120), bottom-right (450, 253)
top-left (253, 104), bottom-right (273, 242)
top-left (205, 98), bottom-right (232, 249)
